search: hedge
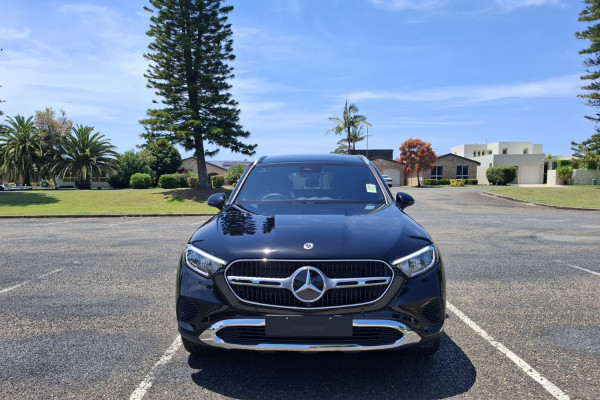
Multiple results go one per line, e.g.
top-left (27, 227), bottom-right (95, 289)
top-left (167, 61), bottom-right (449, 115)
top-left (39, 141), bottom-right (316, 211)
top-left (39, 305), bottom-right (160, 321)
top-left (486, 166), bottom-right (517, 185)
top-left (224, 164), bottom-right (246, 185)
top-left (158, 173), bottom-right (199, 188)
top-left (211, 175), bottom-right (225, 188)
top-left (424, 179), bottom-right (478, 186)
top-left (129, 173), bottom-right (153, 189)
top-left (424, 179), bottom-right (450, 186)
top-left (158, 174), bottom-right (179, 189)
top-left (187, 175), bottom-right (199, 187)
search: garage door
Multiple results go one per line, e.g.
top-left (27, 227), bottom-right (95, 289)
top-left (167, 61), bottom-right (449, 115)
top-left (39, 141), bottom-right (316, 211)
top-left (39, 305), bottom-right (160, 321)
top-left (383, 169), bottom-right (401, 187)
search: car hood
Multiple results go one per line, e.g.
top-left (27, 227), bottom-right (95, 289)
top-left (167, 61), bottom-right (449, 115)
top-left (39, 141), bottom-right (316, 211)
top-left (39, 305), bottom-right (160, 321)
top-left (189, 203), bottom-right (432, 264)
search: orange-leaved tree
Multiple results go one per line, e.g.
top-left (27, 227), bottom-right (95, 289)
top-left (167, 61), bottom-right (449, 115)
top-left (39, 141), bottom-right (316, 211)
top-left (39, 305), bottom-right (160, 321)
top-left (398, 138), bottom-right (437, 187)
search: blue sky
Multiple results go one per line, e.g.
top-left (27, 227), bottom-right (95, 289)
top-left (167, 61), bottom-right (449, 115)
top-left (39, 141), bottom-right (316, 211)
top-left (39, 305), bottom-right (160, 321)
top-left (0, 0), bottom-right (592, 161)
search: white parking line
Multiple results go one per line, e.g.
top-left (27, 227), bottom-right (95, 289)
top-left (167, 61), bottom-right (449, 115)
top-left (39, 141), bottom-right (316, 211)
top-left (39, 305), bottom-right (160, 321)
top-left (39, 268), bottom-right (64, 278)
top-left (0, 268), bottom-right (64, 294)
top-left (109, 217), bottom-right (159, 227)
top-left (0, 281), bottom-right (31, 294)
top-left (447, 302), bottom-right (570, 400)
top-left (128, 303), bottom-right (571, 400)
top-left (130, 336), bottom-right (182, 400)
top-left (563, 262), bottom-right (600, 277)
top-left (29, 218), bottom-right (90, 227)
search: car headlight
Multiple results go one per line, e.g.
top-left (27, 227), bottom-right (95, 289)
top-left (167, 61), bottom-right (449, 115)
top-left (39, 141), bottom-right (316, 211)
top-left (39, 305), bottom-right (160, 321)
top-left (184, 244), bottom-right (226, 277)
top-left (392, 245), bottom-right (437, 278)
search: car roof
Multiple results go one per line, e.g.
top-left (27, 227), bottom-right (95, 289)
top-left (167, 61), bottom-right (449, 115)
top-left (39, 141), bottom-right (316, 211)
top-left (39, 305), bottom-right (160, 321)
top-left (257, 154), bottom-right (367, 165)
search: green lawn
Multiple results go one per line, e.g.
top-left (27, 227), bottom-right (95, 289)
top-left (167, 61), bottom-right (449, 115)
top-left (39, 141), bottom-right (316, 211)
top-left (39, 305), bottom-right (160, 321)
top-left (0, 188), bottom-right (230, 216)
top-left (489, 186), bottom-right (600, 209)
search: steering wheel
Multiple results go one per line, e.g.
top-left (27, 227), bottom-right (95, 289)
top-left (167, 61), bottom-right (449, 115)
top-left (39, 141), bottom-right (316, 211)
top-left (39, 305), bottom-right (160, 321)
top-left (260, 193), bottom-right (288, 201)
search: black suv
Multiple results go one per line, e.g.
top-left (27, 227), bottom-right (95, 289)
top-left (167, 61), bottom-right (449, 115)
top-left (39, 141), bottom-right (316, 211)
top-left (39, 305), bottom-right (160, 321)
top-left (177, 154), bottom-right (445, 357)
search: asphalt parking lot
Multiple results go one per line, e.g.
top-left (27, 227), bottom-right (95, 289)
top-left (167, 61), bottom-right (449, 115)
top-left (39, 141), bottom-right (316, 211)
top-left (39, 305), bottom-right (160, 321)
top-left (1, 187), bottom-right (598, 399)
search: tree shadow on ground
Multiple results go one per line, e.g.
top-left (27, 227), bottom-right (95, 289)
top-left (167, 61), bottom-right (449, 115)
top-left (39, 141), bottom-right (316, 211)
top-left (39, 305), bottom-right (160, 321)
top-left (188, 334), bottom-right (475, 400)
top-left (0, 192), bottom-right (59, 206)
top-left (158, 188), bottom-right (233, 203)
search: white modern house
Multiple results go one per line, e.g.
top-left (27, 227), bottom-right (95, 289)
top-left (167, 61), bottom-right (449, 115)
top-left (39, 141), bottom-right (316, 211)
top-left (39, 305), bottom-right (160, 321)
top-left (451, 142), bottom-right (548, 184)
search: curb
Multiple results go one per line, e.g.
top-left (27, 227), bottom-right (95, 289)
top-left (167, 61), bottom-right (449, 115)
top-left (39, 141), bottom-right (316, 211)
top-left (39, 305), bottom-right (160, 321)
top-left (481, 190), bottom-right (600, 211)
top-left (0, 213), bottom-right (216, 219)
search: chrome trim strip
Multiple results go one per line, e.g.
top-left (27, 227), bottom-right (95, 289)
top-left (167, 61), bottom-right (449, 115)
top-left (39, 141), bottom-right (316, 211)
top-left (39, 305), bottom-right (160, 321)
top-left (198, 318), bottom-right (421, 352)
top-left (227, 275), bottom-right (392, 289)
top-left (224, 259), bottom-right (395, 310)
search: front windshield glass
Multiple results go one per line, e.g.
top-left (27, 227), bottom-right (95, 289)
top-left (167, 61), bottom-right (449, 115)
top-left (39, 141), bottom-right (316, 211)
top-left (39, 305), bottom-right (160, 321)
top-left (236, 163), bottom-right (385, 205)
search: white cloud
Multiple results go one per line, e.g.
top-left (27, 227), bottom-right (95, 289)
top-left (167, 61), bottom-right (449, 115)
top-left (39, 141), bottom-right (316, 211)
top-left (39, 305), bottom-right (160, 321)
top-left (369, 0), bottom-right (447, 11)
top-left (0, 27), bottom-right (31, 41)
top-left (345, 74), bottom-right (580, 104)
top-left (494, 0), bottom-right (560, 10)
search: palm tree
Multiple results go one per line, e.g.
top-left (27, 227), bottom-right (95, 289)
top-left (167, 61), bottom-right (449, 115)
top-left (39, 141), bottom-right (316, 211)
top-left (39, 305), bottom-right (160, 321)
top-left (0, 115), bottom-right (42, 185)
top-left (53, 124), bottom-right (119, 189)
top-left (326, 100), bottom-right (371, 154)
top-left (349, 125), bottom-right (367, 151)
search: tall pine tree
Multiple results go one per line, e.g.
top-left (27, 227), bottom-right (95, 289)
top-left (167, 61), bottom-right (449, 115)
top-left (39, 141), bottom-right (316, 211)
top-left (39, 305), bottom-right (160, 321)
top-left (141, 0), bottom-right (256, 188)
top-left (576, 0), bottom-right (600, 121)
top-left (575, 0), bottom-right (600, 168)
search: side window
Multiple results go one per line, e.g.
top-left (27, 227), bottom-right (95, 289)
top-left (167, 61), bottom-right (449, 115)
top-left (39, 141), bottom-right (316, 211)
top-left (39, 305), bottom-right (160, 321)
top-left (456, 165), bottom-right (469, 179)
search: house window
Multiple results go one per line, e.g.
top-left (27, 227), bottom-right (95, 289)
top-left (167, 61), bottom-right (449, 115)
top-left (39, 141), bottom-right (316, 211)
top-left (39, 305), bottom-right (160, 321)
top-left (523, 148), bottom-right (528, 154)
top-left (431, 166), bottom-right (443, 180)
top-left (456, 165), bottom-right (469, 179)
top-left (502, 148), bottom-right (508, 154)
top-left (473, 151), bottom-right (476, 157)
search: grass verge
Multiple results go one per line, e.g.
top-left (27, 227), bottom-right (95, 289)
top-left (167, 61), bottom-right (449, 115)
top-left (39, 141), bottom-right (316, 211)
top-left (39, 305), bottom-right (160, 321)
top-left (489, 186), bottom-right (600, 209)
top-left (0, 188), bottom-right (231, 216)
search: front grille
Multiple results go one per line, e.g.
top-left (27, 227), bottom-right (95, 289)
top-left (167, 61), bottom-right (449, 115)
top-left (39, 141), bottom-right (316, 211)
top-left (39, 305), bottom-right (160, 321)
top-left (225, 260), bottom-right (394, 309)
top-left (216, 326), bottom-right (402, 346)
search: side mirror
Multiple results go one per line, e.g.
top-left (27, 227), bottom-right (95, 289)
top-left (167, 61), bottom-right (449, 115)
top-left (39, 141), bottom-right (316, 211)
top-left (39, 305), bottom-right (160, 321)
top-left (396, 192), bottom-right (415, 210)
top-left (207, 193), bottom-right (227, 210)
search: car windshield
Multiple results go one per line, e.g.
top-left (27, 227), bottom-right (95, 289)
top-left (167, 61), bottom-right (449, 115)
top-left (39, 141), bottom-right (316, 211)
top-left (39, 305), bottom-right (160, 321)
top-left (235, 163), bottom-right (386, 206)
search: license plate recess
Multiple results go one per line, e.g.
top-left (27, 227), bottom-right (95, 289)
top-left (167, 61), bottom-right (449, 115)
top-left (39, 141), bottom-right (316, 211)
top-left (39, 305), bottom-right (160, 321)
top-left (265, 315), bottom-right (352, 337)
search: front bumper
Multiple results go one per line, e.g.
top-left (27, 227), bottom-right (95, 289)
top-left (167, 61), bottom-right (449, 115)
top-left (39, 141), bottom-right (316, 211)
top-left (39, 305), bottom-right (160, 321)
top-left (196, 318), bottom-right (421, 351)
top-left (177, 258), bottom-right (445, 352)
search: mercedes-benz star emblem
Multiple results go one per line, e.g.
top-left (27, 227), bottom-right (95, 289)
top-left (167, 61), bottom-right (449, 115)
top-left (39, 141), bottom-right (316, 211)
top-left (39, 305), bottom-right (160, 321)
top-left (290, 266), bottom-right (326, 303)
top-left (303, 243), bottom-right (314, 250)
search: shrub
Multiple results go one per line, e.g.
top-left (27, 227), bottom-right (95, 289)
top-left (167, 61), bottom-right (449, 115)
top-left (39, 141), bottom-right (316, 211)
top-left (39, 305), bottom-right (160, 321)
top-left (175, 172), bottom-right (197, 188)
top-left (224, 164), bottom-right (246, 185)
top-left (158, 174), bottom-right (179, 189)
top-left (211, 175), bottom-right (225, 188)
top-left (450, 179), bottom-right (465, 187)
top-left (486, 166), bottom-right (517, 185)
top-left (464, 179), bottom-right (478, 185)
top-left (130, 173), bottom-right (153, 189)
top-left (556, 165), bottom-right (573, 184)
top-left (187, 174), bottom-right (199, 187)
top-left (557, 159), bottom-right (572, 167)
top-left (176, 173), bottom-right (189, 188)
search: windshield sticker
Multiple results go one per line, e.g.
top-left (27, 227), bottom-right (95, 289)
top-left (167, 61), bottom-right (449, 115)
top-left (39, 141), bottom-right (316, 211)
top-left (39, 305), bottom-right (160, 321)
top-left (366, 184), bottom-right (377, 193)
top-left (365, 204), bottom-right (376, 210)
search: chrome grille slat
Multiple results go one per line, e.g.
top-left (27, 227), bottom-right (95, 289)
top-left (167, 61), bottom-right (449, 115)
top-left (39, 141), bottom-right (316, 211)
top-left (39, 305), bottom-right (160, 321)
top-left (225, 259), bottom-right (395, 310)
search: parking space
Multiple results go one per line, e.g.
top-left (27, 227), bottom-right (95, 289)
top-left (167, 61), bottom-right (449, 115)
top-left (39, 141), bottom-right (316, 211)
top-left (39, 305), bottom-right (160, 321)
top-left (0, 191), bottom-right (598, 399)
